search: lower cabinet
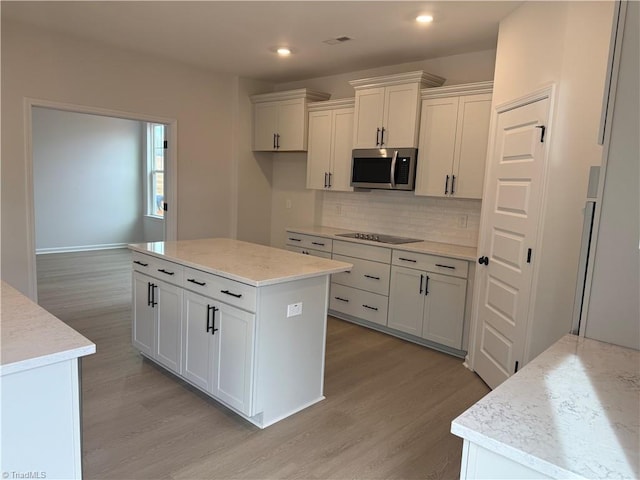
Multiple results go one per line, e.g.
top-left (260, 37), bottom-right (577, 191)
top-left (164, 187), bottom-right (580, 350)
top-left (183, 291), bottom-right (255, 415)
top-left (388, 266), bottom-right (466, 349)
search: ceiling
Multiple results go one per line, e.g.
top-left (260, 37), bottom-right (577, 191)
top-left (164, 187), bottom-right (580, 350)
top-left (1, 1), bottom-right (522, 83)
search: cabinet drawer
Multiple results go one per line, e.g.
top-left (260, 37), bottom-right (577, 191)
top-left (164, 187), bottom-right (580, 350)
top-left (330, 283), bottom-right (389, 326)
top-left (333, 240), bottom-right (391, 263)
top-left (133, 252), bottom-right (184, 285)
top-left (183, 266), bottom-right (257, 313)
top-left (392, 250), bottom-right (468, 278)
top-left (331, 254), bottom-right (390, 295)
top-left (285, 232), bottom-right (332, 253)
top-left (286, 245), bottom-right (332, 259)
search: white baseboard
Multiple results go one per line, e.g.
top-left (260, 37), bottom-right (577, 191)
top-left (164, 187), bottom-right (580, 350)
top-left (36, 243), bottom-right (129, 255)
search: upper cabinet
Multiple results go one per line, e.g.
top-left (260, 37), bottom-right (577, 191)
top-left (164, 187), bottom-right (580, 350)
top-left (415, 81), bottom-right (493, 199)
top-left (306, 99), bottom-right (355, 192)
top-left (251, 89), bottom-right (330, 152)
top-left (349, 71), bottom-right (445, 149)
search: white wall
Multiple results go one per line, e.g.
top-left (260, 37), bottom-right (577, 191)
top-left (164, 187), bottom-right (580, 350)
top-left (1, 20), bottom-right (236, 297)
top-left (585, 1), bottom-right (639, 350)
top-left (269, 49), bottom-right (497, 249)
top-left (489, 1), bottom-right (615, 362)
top-left (33, 107), bottom-right (144, 252)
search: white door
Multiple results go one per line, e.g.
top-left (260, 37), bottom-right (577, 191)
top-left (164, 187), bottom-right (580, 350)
top-left (329, 107), bottom-right (354, 191)
top-left (473, 96), bottom-right (551, 389)
top-left (306, 110), bottom-right (332, 189)
top-left (353, 87), bottom-right (385, 148)
top-left (253, 102), bottom-right (278, 150)
top-left (387, 265), bottom-right (425, 336)
top-left (422, 273), bottom-right (467, 349)
top-left (382, 83), bottom-right (421, 148)
top-left (277, 99), bottom-right (305, 151)
top-left (132, 272), bottom-right (154, 356)
top-left (154, 280), bottom-right (183, 374)
top-left (182, 291), bottom-right (214, 391)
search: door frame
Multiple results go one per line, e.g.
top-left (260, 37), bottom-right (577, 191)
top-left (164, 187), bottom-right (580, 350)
top-left (467, 84), bottom-right (557, 372)
top-left (24, 97), bottom-right (178, 301)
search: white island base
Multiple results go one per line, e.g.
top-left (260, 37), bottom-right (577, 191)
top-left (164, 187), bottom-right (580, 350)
top-left (129, 239), bottom-right (352, 428)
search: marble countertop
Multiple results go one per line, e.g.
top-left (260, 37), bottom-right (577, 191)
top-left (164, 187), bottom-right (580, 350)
top-left (286, 226), bottom-right (477, 261)
top-left (1, 281), bottom-right (96, 376)
top-left (129, 238), bottom-right (352, 287)
top-left (451, 334), bottom-right (640, 479)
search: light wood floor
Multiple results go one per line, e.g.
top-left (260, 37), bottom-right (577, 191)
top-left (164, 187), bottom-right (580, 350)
top-left (37, 249), bottom-right (490, 480)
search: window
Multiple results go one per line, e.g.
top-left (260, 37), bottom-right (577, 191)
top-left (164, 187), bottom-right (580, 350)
top-left (146, 123), bottom-right (165, 218)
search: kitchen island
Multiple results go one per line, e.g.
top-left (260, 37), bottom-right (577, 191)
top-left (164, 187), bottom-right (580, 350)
top-left (128, 238), bottom-right (352, 428)
top-left (1, 281), bottom-right (96, 479)
top-left (451, 334), bottom-right (639, 479)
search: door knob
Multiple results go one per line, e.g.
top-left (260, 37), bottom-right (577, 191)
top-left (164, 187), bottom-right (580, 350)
top-left (478, 256), bottom-right (489, 266)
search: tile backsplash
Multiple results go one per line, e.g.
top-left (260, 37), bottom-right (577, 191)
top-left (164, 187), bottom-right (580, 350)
top-left (321, 190), bottom-right (482, 247)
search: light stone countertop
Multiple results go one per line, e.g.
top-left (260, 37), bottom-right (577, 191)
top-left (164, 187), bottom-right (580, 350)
top-left (286, 225), bottom-right (478, 262)
top-left (451, 334), bottom-right (640, 479)
top-left (129, 238), bottom-right (352, 287)
top-left (1, 281), bottom-right (96, 376)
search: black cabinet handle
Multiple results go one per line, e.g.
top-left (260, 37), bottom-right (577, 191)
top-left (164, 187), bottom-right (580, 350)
top-left (147, 282), bottom-right (152, 306)
top-left (425, 276), bottom-right (430, 296)
top-left (134, 260), bottom-right (148, 267)
top-left (380, 127), bottom-right (385, 146)
top-left (419, 274), bottom-right (424, 294)
top-left (328, 172), bottom-right (332, 188)
top-left (435, 264), bottom-right (455, 270)
top-left (451, 175), bottom-right (456, 195)
top-left (276, 133), bottom-right (280, 149)
top-left (288, 237), bottom-right (302, 242)
top-left (311, 241), bottom-right (325, 246)
top-left (158, 268), bottom-right (175, 276)
top-left (398, 257), bottom-right (417, 263)
top-left (207, 305), bottom-right (219, 335)
top-left (334, 296), bottom-right (349, 302)
top-left (302, 250), bottom-right (309, 255)
top-left (478, 256), bottom-right (489, 266)
top-left (221, 289), bottom-right (242, 298)
top-left (150, 283), bottom-right (157, 307)
top-left (362, 304), bottom-right (378, 311)
top-left (375, 128), bottom-right (380, 146)
top-left (273, 133), bottom-right (276, 149)
top-left (187, 278), bottom-right (206, 286)
top-left (445, 175), bottom-right (450, 195)
top-left (324, 172), bottom-right (328, 188)
top-left (364, 274), bottom-right (380, 280)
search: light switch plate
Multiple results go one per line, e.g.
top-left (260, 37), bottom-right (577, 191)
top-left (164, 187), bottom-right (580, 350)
top-left (287, 302), bottom-right (302, 317)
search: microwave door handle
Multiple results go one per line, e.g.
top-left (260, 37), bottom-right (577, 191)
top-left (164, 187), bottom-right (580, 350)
top-left (390, 150), bottom-right (398, 188)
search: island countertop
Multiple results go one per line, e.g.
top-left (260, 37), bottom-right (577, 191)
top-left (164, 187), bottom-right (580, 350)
top-left (129, 238), bottom-right (352, 287)
top-left (1, 281), bottom-right (96, 376)
top-left (451, 334), bottom-right (640, 479)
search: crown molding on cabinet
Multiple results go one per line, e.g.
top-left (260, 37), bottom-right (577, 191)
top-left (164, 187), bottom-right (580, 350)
top-left (250, 88), bottom-right (330, 104)
top-left (421, 81), bottom-right (494, 99)
top-left (349, 70), bottom-right (446, 90)
top-left (307, 98), bottom-right (356, 112)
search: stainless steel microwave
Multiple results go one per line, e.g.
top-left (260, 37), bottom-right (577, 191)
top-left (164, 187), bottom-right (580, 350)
top-left (351, 148), bottom-right (418, 190)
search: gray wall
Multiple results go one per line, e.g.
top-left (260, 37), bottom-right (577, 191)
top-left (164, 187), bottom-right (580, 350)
top-left (33, 107), bottom-right (144, 252)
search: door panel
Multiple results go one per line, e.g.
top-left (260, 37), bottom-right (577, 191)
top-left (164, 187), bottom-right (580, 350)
top-left (132, 272), bottom-right (154, 356)
top-left (182, 291), bottom-right (213, 391)
top-left (388, 266), bottom-right (425, 336)
top-left (155, 281), bottom-right (183, 374)
top-left (383, 83), bottom-right (420, 147)
top-left (473, 97), bottom-right (551, 389)
top-left (353, 88), bottom-right (385, 148)
top-left (422, 273), bottom-right (466, 349)
top-left (330, 107), bottom-right (354, 191)
top-left (306, 110), bottom-right (332, 189)
top-left (253, 103), bottom-right (278, 151)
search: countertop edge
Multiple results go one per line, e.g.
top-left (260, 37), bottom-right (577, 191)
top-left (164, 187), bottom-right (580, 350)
top-left (1, 344), bottom-right (96, 377)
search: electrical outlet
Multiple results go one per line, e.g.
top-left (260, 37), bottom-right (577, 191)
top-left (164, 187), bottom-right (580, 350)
top-left (335, 204), bottom-right (342, 216)
top-left (285, 199), bottom-right (292, 209)
top-left (458, 215), bottom-right (468, 228)
top-left (287, 302), bottom-right (302, 317)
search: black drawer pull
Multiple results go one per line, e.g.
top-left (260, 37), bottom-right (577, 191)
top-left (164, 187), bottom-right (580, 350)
top-left (398, 257), bottom-right (417, 263)
top-left (362, 304), bottom-right (378, 311)
top-left (334, 296), bottom-right (349, 302)
top-left (364, 274), bottom-right (380, 280)
top-left (207, 305), bottom-right (219, 335)
top-left (288, 237), bottom-right (302, 242)
top-left (134, 260), bottom-right (149, 267)
top-left (311, 241), bottom-right (325, 246)
top-left (435, 264), bottom-right (455, 270)
top-left (187, 278), bottom-right (206, 286)
top-left (221, 289), bottom-right (242, 298)
top-left (158, 268), bottom-right (175, 276)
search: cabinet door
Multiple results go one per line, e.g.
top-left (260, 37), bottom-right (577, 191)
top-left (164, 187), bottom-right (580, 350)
top-left (451, 93), bottom-right (492, 199)
top-left (422, 273), bottom-right (466, 349)
top-left (155, 281), bottom-right (183, 374)
top-left (382, 83), bottom-right (421, 148)
top-left (212, 303), bottom-right (255, 416)
top-left (388, 266), bottom-right (426, 336)
top-left (306, 110), bottom-right (332, 189)
top-left (352, 87), bottom-right (385, 148)
top-left (329, 107), bottom-right (354, 191)
top-left (415, 97), bottom-right (460, 197)
top-left (277, 99), bottom-right (306, 151)
top-left (182, 291), bottom-right (214, 391)
top-left (253, 102), bottom-right (278, 151)
top-left (132, 272), bottom-right (154, 356)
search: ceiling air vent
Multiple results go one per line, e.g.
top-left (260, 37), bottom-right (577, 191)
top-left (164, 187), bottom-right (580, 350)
top-left (323, 36), bottom-right (352, 45)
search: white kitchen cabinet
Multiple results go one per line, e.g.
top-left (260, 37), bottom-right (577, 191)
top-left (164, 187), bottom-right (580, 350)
top-left (285, 231), bottom-right (333, 258)
top-left (182, 290), bottom-right (215, 391)
top-left (132, 271), bottom-right (155, 356)
top-left (349, 71), bottom-right (444, 149)
top-left (306, 99), bottom-right (354, 191)
top-left (251, 89), bottom-right (330, 152)
top-left (415, 82), bottom-right (493, 199)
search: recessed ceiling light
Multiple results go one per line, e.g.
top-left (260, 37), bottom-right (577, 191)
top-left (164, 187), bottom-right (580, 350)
top-left (277, 47), bottom-right (291, 56)
top-left (416, 14), bottom-right (434, 23)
